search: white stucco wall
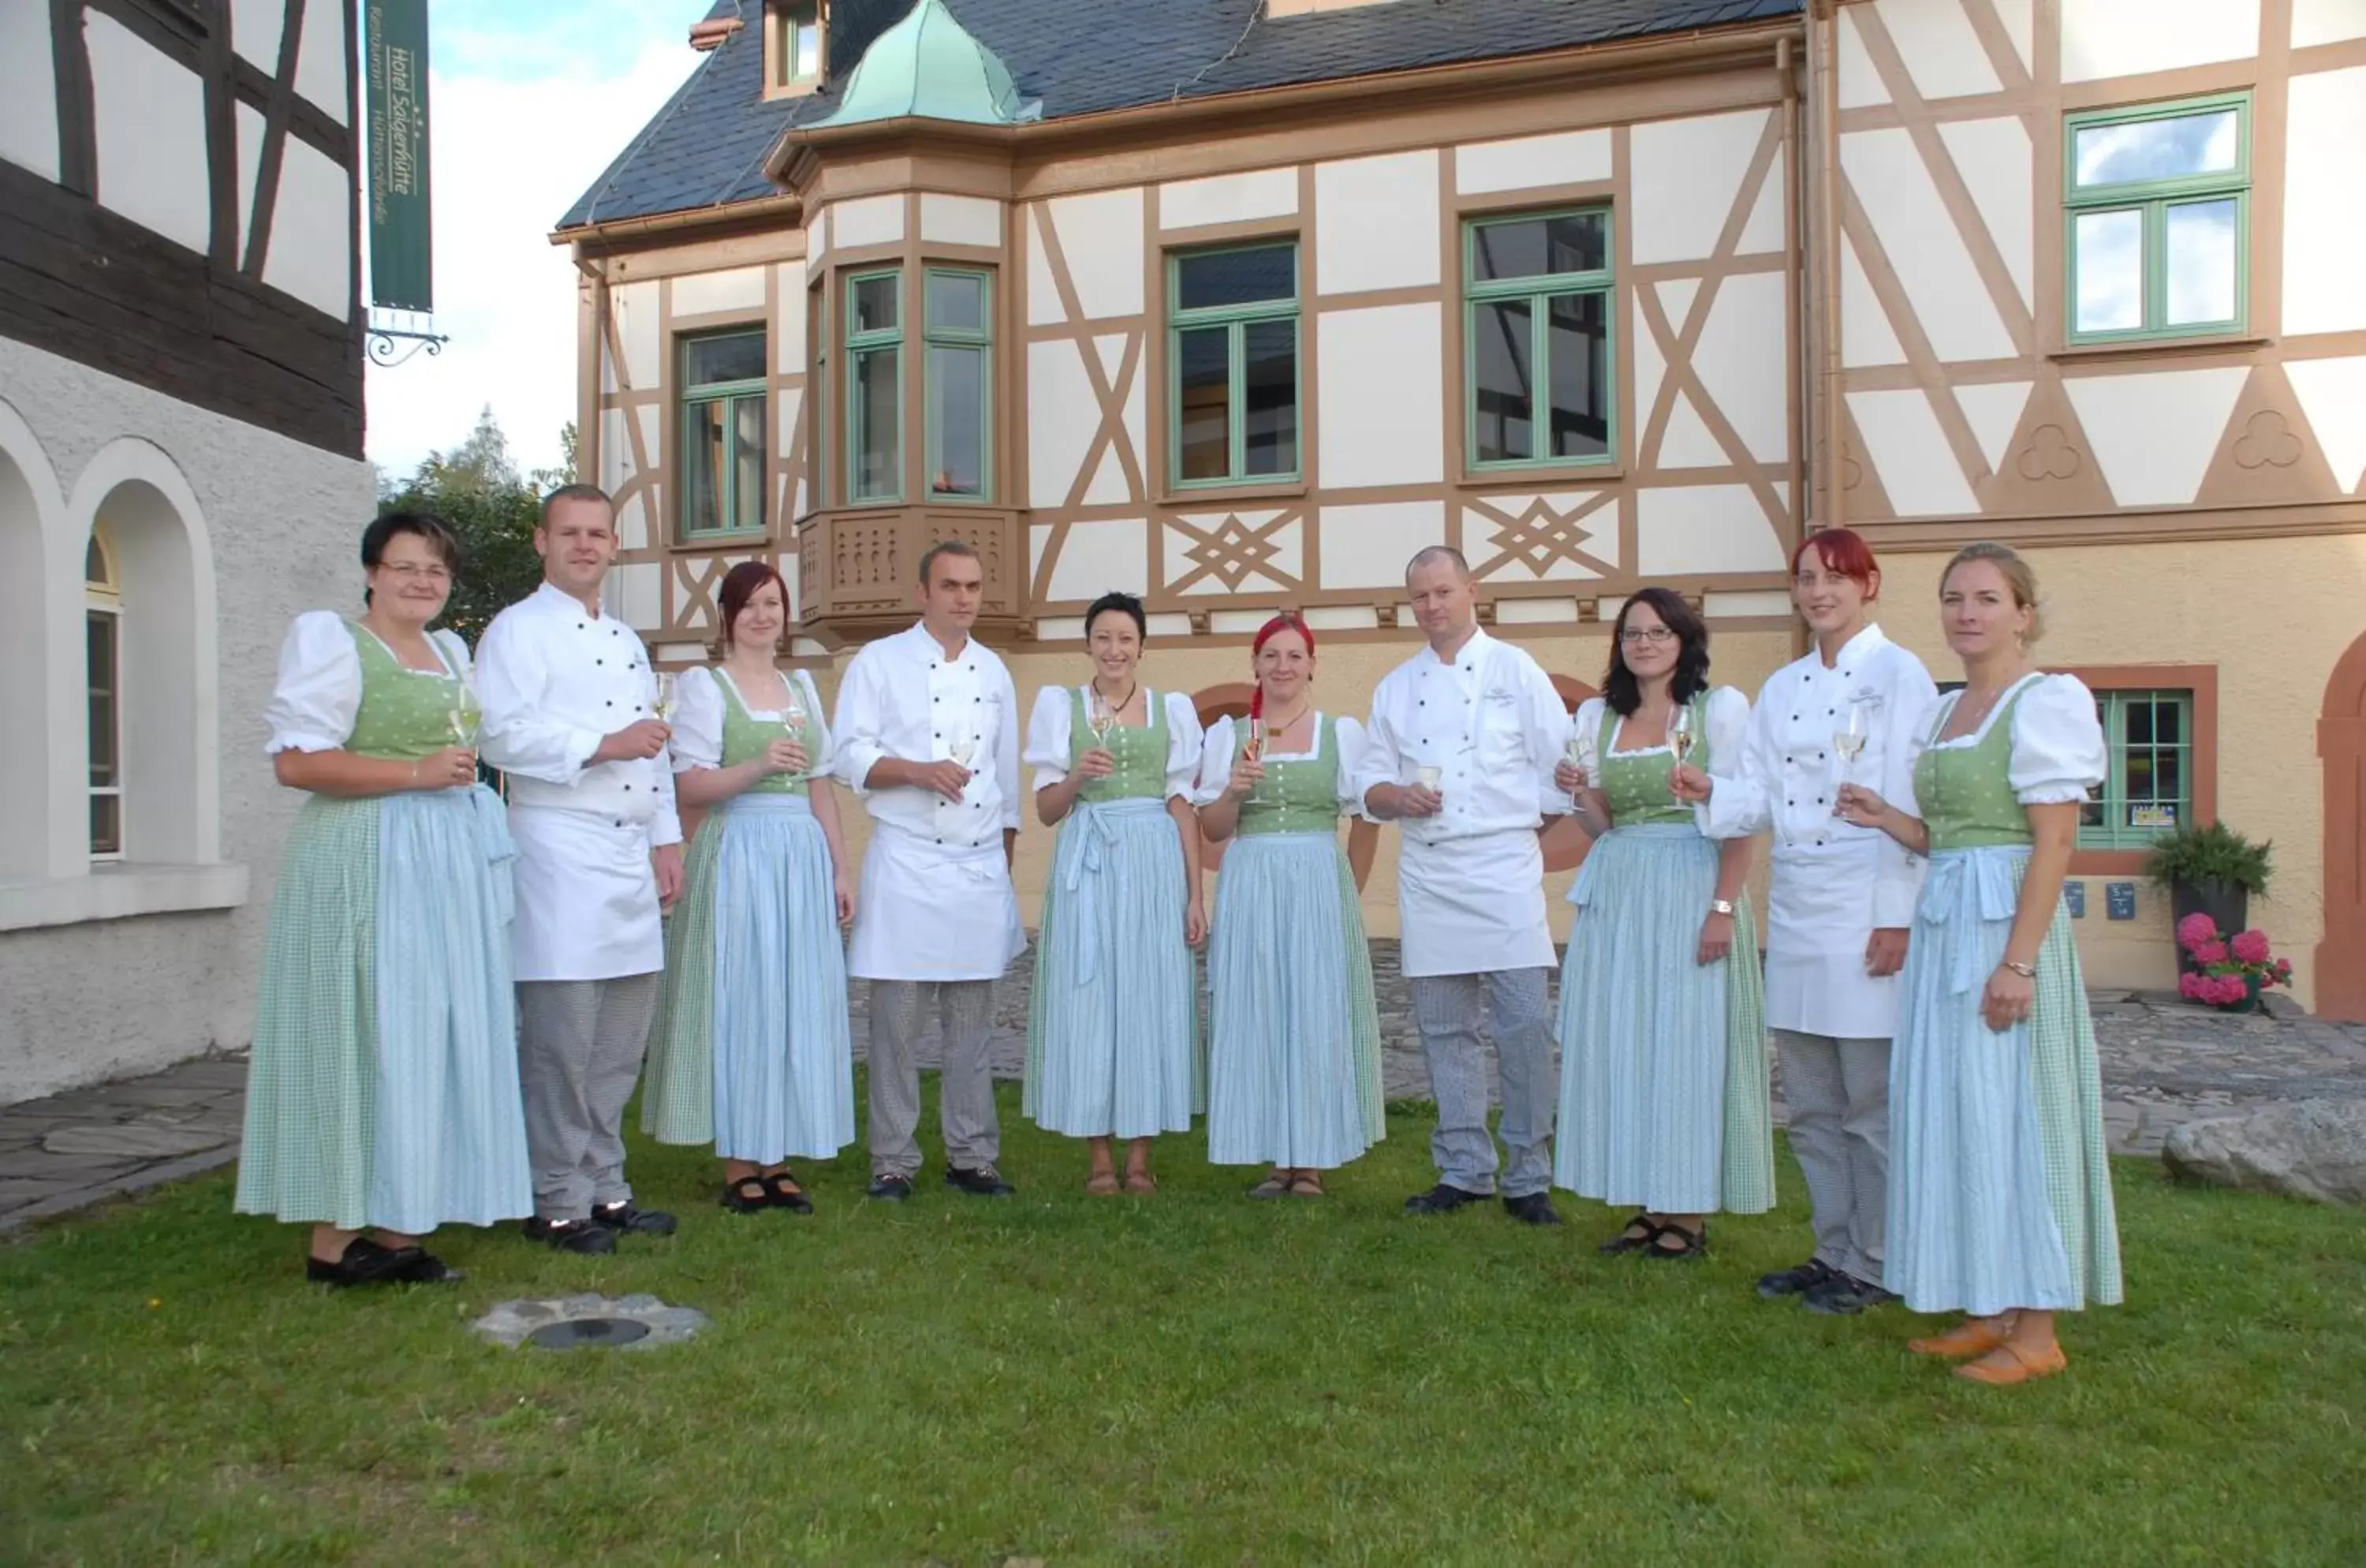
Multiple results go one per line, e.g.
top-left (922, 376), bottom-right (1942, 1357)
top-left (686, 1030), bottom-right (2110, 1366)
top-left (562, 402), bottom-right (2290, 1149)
top-left (0, 337), bottom-right (371, 1105)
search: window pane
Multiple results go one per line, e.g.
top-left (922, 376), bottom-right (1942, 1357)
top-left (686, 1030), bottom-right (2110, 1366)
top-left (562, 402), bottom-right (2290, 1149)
top-left (928, 344), bottom-right (987, 497)
top-left (2125, 700), bottom-right (2153, 745)
top-left (1546, 291), bottom-right (1609, 460)
top-left (2164, 198), bottom-right (2238, 325)
top-left (733, 395), bottom-right (767, 529)
top-left (1241, 318), bottom-right (1297, 477)
top-left (1176, 245), bottom-right (1295, 312)
top-left (851, 274), bottom-right (899, 336)
top-left (852, 346), bottom-right (900, 499)
top-left (682, 331), bottom-right (765, 389)
top-left (2155, 749), bottom-right (2182, 809)
top-left (86, 610), bottom-right (114, 696)
top-left (2073, 209), bottom-right (2144, 333)
top-left (2073, 109), bottom-right (2239, 189)
top-left (1176, 326), bottom-right (1231, 480)
top-left (85, 537), bottom-right (106, 586)
top-left (2155, 701), bottom-right (2181, 745)
top-left (90, 793), bottom-right (120, 857)
top-left (793, 17), bottom-right (820, 77)
top-left (1472, 212), bottom-right (1608, 283)
top-left (2125, 749), bottom-right (2155, 805)
top-left (1472, 298), bottom-right (1535, 463)
top-left (683, 401), bottom-right (726, 532)
top-left (928, 271), bottom-right (987, 334)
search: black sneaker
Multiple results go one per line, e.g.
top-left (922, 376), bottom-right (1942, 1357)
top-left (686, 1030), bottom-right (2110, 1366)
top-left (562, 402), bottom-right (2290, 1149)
top-left (1803, 1271), bottom-right (1900, 1316)
top-left (1502, 1193), bottom-right (1563, 1226)
top-left (1756, 1258), bottom-right (1837, 1300)
top-left (591, 1202), bottom-right (677, 1237)
top-left (944, 1166), bottom-right (1015, 1197)
top-left (867, 1173), bottom-right (915, 1201)
top-left (523, 1216), bottom-right (619, 1254)
top-left (1404, 1182), bottom-right (1489, 1215)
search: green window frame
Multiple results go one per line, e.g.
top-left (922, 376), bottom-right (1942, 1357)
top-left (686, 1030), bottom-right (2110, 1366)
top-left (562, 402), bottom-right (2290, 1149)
top-left (807, 283), bottom-right (827, 513)
top-left (2080, 689), bottom-right (2194, 850)
top-left (845, 269), bottom-right (904, 505)
top-left (2065, 93), bottom-right (2250, 344)
top-left (1464, 207), bottom-right (1615, 472)
top-left (774, 0), bottom-right (822, 87)
top-left (1166, 243), bottom-right (1301, 490)
top-left (924, 268), bottom-right (994, 502)
top-left (677, 328), bottom-right (769, 541)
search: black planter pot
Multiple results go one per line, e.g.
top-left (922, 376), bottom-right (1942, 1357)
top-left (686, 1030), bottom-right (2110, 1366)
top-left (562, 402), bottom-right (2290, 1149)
top-left (2170, 878), bottom-right (2251, 971)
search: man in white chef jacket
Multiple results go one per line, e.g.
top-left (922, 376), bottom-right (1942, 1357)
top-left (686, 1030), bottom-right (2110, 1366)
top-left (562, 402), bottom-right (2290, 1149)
top-left (476, 484), bottom-right (685, 1255)
top-left (832, 539), bottom-right (1025, 1202)
top-left (1357, 547), bottom-right (1570, 1226)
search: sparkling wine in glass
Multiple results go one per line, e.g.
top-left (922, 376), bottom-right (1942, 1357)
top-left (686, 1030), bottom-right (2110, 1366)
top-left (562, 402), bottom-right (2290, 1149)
top-left (653, 672), bottom-right (677, 725)
top-left (1833, 701), bottom-right (1869, 799)
top-left (1667, 704), bottom-right (1696, 803)
top-left (948, 719), bottom-right (977, 768)
top-left (1243, 715), bottom-right (1267, 806)
top-left (1562, 731), bottom-right (1588, 801)
top-left (780, 679), bottom-right (808, 781)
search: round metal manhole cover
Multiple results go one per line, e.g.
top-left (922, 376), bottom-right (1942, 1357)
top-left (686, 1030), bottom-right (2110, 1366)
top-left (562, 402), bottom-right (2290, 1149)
top-left (526, 1316), bottom-right (651, 1350)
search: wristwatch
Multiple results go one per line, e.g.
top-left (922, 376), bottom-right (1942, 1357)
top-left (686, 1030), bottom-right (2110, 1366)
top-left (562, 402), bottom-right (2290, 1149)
top-left (1707, 898), bottom-right (1737, 917)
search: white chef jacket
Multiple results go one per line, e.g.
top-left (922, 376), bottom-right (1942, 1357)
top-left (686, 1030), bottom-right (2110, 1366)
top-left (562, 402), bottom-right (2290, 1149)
top-left (1698, 623), bottom-right (1937, 1038)
top-left (1353, 629), bottom-right (1570, 978)
top-left (831, 622), bottom-right (1025, 980)
top-left (476, 581), bottom-right (682, 982)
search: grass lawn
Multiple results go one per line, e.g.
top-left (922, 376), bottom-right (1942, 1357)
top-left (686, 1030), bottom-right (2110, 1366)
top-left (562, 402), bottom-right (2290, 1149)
top-left (4, 1082), bottom-right (2362, 1566)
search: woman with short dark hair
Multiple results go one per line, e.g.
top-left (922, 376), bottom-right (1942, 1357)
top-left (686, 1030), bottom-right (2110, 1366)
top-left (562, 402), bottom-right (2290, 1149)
top-left (1022, 591), bottom-right (1206, 1195)
top-left (642, 561), bottom-right (856, 1214)
top-left (1551, 588), bottom-right (1771, 1259)
top-left (236, 513), bottom-right (531, 1286)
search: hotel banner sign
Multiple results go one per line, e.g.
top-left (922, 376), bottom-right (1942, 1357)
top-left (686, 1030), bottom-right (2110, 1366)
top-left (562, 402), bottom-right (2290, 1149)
top-left (365, 0), bottom-right (434, 313)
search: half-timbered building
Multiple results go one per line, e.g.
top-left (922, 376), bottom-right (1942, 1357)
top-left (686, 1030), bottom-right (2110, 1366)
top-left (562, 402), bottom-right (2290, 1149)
top-left (1, 0), bottom-right (375, 1099)
top-left (558, 0), bottom-right (2366, 1017)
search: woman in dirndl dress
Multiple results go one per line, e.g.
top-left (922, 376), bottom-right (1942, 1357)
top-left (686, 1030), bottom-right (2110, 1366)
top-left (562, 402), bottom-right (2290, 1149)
top-left (1837, 543), bottom-right (2122, 1386)
top-left (1024, 592), bottom-right (1206, 1196)
top-left (1197, 613), bottom-right (1385, 1199)
top-left (235, 512), bottom-right (529, 1286)
top-left (1551, 587), bottom-right (1771, 1259)
top-left (644, 561), bottom-right (856, 1215)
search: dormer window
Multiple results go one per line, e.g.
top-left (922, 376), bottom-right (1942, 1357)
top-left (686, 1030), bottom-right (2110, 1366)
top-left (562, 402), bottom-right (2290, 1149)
top-left (771, 1), bottom-right (824, 92)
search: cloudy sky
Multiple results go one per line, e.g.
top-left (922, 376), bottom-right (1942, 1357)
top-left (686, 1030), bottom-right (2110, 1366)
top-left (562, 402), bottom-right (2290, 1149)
top-left (363, 0), bottom-right (715, 483)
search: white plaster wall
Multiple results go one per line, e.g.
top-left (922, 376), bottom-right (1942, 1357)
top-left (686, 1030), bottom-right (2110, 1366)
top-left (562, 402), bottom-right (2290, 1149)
top-left (1159, 167), bottom-right (1297, 230)
top-left (1044, 517), bottom-right (1149, 601)
top-left (1633, 484), bottom-right (1788, 573)
top-left (232, 0), bottom-right (285, 69)
top-left (261, 137), bottom-right (353, 319)
top-left (2293, 0), bottom-right (2366, 45)
top-left (1954, 380), bottom-right (2033, 472)
top-left (2286, 357), bottom-right (2366, 493)
top-left (1048, 189), bottom-right (1146, 319)
top-left (1873, 0), bottom-right (2000, 99)
top-left (295, 0), bottom-right (349, 125)
top-left (2284, 65), bottom-right (2366, 338)
top-left (0, 338), bottom-right (372, 1104)
top-left (1937, 117), bottom-right (2034, 311)
top-left (613, 280), bottom-right (662, 390)
top-left (1454, 129), bottom-right (1610, 196)
top-left (0, 2), bottom-right (59, 180)
top-left (772, 266), bottom-right (807, 373)
top-left (1630, 109), bottom-right (1768, 265)
top-left (1316, 501), bottom-right (1446, 588)
top-left (2061, 0), bottom-right (2259, 81)
top-left (1836, 9), bottom-right (1889, 109)
top-left (2062, 368), bottom-right (2251, 506)
top-left (1027, 338), bottom-right (1102, 508)
top-left (1993, 0), bottom-right (2035, 73)
top-left (920, 192), bottom-right (1002, 248)
top-left (1315, 303), bottom-right (1443, 487)
top-left (832, 193), bottom-right (905, 250)
top-left (1842, 127), bottom-right (2014, 361)
top-left (234, 103), bottom-right (266, 251)
top-left (86, 11), bottom-right (214, 254)
top-left (670, 266), bottom-right (767, 317)
top-left (1847, 388), bottom-right (1979, 515)
top-left (1689, 270), bottom-right (1789, 465)
top-left (1314, 151), bottom-right (1439, 294)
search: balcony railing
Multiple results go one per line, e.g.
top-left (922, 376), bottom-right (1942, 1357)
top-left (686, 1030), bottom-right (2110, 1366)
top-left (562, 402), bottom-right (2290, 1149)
top-left (793, 503), bottom-right (1026, 647)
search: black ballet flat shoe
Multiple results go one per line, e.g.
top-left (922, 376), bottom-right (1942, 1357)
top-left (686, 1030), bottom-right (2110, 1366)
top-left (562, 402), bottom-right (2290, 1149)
top-left (761, 1171), bottom-right (815, 1214)
top-left (390, 1248), bottom-right (465, 1284)
top-left (523, 1216), bottom-right (619, 1254)
top-left (305, 1236), bottom-right (424, 1287)
top-left (592, 1202), bottom-right (677, 1237)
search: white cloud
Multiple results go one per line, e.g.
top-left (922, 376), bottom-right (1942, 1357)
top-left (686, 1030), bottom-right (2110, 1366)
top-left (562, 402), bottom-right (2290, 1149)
top-left (364, 5), bottom-right (714, 482)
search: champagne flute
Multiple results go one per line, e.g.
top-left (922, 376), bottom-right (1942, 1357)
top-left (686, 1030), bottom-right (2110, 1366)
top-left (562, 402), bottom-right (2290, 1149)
top-left (1667, 704), bottom-right (1696, 804)
top-left (1562, 730), bottom-right (1588, 804)
top-left (1832, 700), bottom-right (1869, 800)
top-left (1088, 688), bottom-right (1116, 783)
top-left (780, 678), bottom-right (808, 782)
top-left (446, 684), bottom-right (481, 788)
top-left (653, 672), bottom-right (677, 725)
top-left (1243, 714), bottom-right (1267, 807)
top-left (947, 717), bottom-right (977, 768)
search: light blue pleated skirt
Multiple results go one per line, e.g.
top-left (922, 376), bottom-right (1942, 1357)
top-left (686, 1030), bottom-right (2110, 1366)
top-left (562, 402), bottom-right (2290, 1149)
top-left (1204, 831), bottom-right (1384, 1170)
top-left (369, 786), bottom-right (532, 1233)
top-left (1887, 846), bottom-right (2122, 1316)
top-left (711, 793), bottom-right (856, 1164)
top-left (1554, 822), bottom-right (1759, 1214)
top-left (1024, 797), bottom-right (1200, 1139)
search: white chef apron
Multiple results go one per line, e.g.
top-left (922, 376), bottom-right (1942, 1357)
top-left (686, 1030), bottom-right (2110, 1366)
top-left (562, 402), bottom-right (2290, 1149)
top-left (1398, 830), bottom-right (1556, 978)
top-left (1765, 836), bottom-right (1901, 1039)
top-left (849, 824), bottom-right (1026, 982)
top-left (507, 807), bottom-right (663, 982)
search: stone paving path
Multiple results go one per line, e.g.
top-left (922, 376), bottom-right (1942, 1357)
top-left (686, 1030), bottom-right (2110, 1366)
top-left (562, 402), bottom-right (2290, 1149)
top-left (6, 943), bottom-right (2362, 1234)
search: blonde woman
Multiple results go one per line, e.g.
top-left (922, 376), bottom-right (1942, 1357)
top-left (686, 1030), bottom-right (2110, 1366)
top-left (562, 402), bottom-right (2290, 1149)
top-left (1836, 543), bottom-right (2122, 1386)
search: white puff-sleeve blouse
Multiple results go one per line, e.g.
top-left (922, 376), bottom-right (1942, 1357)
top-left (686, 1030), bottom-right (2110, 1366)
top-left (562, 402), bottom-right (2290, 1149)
top-left (262, 610), bottom-right (469, 755)
top-left (2006, 674), bottom-right (2108, 806)
top-left (1026, 687), bottom-right (1204, 800)
top-left (669, 666), bottom-right (834, 776)
top-left (1192, 714), bottom-right (1369, 810)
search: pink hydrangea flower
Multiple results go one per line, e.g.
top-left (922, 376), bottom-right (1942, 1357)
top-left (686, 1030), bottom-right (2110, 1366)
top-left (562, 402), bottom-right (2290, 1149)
top-left (2176, 913), bottom-right (2219, 954)
top-left (2195, 939), bottom-right (2230, 965)
top-left (2231, 930), bottom-right (2271, 965)
top-left (2178, 973), bottom-right (2206, 1002)
top-left (2211, 975), bottom-right (2251, 1006)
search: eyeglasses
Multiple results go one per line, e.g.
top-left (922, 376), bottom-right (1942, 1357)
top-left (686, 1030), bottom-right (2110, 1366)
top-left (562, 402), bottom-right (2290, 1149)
top-left (378, 562), bottom-right (453, 584)
top-left (1618, 626), bottom-right (1677, 646)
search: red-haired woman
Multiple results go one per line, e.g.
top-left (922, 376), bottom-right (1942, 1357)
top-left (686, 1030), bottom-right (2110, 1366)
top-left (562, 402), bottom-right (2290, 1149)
top-left (1674, 528), bottom-right (1938, 1311)
top-left (1196, 614), bottom-right (1384, 1197)
top-left (642, 562), bottom-right (856, 1213)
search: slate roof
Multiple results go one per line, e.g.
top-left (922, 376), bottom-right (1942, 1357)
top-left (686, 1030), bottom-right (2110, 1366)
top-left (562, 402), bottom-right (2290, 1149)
top-left (558, 0), bottom-right (1803, 233)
